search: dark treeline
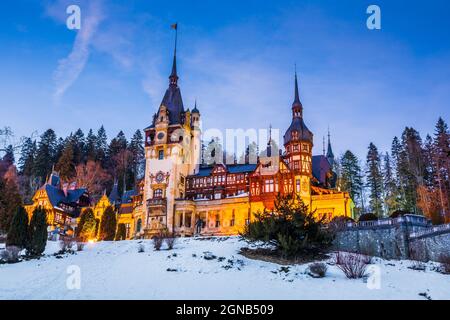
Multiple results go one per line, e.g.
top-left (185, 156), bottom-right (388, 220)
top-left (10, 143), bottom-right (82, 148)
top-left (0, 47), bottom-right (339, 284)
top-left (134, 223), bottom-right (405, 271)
top-left (0, 125), bottom-right (145, 234)
top-left (335, 117), bottom-right (449, 224)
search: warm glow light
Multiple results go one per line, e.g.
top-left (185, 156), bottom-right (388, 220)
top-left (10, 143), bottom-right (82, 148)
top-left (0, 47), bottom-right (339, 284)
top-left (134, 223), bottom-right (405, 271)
top-left (88, 239), bottom-right (96, 244)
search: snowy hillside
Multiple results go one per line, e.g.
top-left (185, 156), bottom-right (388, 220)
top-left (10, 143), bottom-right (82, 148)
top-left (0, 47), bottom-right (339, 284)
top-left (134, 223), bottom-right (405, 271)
top-left (0, 237), bottom-right (449, 300)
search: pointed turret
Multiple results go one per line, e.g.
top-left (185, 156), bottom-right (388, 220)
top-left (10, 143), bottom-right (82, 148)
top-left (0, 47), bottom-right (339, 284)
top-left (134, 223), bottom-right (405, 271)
top-left (283, 70), bottom-right (313, 146)
top-left (160, 24), bottom-right (184, 125)
top-left (326, 129), bottom-right (335, 168)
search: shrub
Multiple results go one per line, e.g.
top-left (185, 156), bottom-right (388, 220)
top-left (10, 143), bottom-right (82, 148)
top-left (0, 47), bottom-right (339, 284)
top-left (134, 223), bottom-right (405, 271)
top-left (115, 223), bottom-right (127, 241)
top-left (76, 242), bottom-right (85, 252)
top-left (153, 235), bottom-right (164, 251)
top-left (241, 194), bottom-right (333, 258)
top-left (99, 206), bottom-right (117, 241)
top-left (439, 254), bottom-right (450, 274)
top-left (358, 213), bottom-right (378, 222)
top-left (59, 236), bottom-right (75, 253)
top-left (138, 243), bottom-right (145, 253)
top-left (165, 234), bottom-right (176, 250)
top-left (307, 262), bottom-right (327, 278)
top-left (335, 252), bottom-right (367, 279)
top-left (78, 209), bottom-right (97, 241)
top-left (1, 246), bottom-right (21, 263)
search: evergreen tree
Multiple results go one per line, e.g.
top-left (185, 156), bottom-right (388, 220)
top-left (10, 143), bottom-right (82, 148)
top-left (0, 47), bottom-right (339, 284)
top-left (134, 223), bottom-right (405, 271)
top-left (6, 206), bottom-right (29, 249)
top-left (203, 137), bottom-right (223, 165)
top-left (339, 151), bottom-right (364, 211)
top-left (401, 127), bottom-right (426, 213)
top-left (391, 136), bottom-right (407, 209)
top-left (85, 129), bottom-right (97, 161)
top-left (18, 137), bottom-right (36, 177)
top-left (33, 129), bottom-right (57, 182)
top-left (55, 140), bottom-right (75, 181)
top-left (366, 143), bottom-right (383, 217)
top-left (433, 117), bottom-right (450, 222)
top-left (79, 208), bottom-right (97, 241)
top-left (71, 129), bottom-right (86, 165)
top-left (2, 145), bottom-right (15, 166)
top-left (95, 125), bottom-right (108, 166)
top-left (27, 207), bottom-right (48, 256)
top-left (0, 176), bottom-right (23, 233)
top-left (383, 152), bottom-right (399, 214)
top-left (115, 223), bottom-right (127, 241)
top-left (99, 206), bottom-right (117, 241)
top-left (129, 130), bottom-right (145, 184)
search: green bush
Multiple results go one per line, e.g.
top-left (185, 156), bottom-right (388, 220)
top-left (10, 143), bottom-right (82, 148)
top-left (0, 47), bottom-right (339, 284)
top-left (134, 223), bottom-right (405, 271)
top-left (241, 194), bottom-right (332, 258)
top-left (115, 223), bottom-right (127, 241)
top-left (99, 206), bottom-right (117, 241)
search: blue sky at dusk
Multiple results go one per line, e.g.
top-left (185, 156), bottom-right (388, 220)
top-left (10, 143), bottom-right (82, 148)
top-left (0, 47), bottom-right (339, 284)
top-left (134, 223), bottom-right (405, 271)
top-left (0, 0), bottom-right (449, 161)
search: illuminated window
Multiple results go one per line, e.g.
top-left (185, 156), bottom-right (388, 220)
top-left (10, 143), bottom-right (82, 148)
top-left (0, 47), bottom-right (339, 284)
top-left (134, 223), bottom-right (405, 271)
top-left (158, 150), bottom-right (164, 160)
top-left (264, 179), bottom-right (274, 193)
top-left (296, 179), bottom-right (301, 192)
top-left (153, 189), bottom-right (163, 198)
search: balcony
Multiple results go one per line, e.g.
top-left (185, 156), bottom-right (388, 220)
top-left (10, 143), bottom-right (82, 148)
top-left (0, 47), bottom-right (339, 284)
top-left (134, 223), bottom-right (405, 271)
top-left (146, 198), bottom-right (167, 208)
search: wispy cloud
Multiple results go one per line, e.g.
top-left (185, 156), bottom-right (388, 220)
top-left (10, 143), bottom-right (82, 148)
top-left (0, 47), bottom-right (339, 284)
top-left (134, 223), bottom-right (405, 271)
top-left (51, 0), bottom-right (104, 104)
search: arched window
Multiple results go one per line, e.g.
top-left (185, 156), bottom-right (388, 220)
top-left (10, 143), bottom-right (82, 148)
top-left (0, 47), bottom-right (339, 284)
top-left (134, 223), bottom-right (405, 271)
top-left (153, 189), bottom-right (163, 198)
top-left (136, 219), bottom-right (142, 233)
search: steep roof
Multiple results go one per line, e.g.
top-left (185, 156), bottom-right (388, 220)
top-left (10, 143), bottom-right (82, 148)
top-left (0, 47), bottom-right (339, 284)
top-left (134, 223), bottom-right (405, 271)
top-left (190, 164), bottom-right (257, 177)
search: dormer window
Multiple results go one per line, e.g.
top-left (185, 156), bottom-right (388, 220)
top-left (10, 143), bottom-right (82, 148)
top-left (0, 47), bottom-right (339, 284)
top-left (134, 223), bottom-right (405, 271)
top-left (291, 130), bottom-right (299, 140)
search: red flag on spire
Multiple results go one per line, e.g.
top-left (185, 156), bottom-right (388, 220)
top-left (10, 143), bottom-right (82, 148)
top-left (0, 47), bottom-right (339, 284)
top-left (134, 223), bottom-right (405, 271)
top-left (171, 23), bottom-right (178, 30)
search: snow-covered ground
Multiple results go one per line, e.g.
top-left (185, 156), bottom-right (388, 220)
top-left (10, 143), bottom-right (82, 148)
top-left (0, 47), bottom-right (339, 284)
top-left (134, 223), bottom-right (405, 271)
top-left (0, 236), bottom-right (449, 300)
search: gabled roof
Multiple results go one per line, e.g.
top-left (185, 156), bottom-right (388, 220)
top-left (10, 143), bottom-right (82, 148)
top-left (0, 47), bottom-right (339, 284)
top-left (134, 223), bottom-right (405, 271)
top-left (44, 184), bottom-right (87, 209)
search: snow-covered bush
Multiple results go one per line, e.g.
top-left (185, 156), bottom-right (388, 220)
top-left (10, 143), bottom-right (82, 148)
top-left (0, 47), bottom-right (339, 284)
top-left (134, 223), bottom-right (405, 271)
top-left (439, 254), bottom-right (450, 274)
top-left (76, 242), bottom-right (85, 252)
top-left (153, 235), bottom-right (164, 251)
top-left (335, 252), bottom-right (367, 279)
top-left (307, 262), bottom-right (327, 278)
top-left (138, 243), bottom-right (145, 253)
top-left (241, 194), bottom-right (333, 259)
top-left (165, 235), bottom-right (176, 250)
top-left (1, 246), bottom-right (21, 263)
top-left (59, 237), bottom-right (74, 253)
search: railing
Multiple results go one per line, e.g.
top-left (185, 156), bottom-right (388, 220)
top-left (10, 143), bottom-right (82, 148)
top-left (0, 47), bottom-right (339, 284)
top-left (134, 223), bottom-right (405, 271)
top-left (410, 223), bottom-right (450, 239)
top-left (342, 214), bottom-right (430, 230)
top-left (147, 198), bottom-right (167, 207)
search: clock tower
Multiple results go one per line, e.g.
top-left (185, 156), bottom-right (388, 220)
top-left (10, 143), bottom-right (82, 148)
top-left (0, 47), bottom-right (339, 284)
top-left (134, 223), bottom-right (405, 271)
top-left (142, 32), bottom-right (201, 237)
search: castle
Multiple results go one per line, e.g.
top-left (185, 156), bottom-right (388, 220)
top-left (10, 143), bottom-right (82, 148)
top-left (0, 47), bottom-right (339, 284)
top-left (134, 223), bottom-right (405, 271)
top-left (25, 35), bottom-right (354, 239)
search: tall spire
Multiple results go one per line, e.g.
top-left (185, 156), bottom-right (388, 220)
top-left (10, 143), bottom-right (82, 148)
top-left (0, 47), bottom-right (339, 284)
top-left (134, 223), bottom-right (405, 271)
top-left (169, 23), bottom-right (179, 86)
top-left (294, 65), bottom-right (300, 105)
top-left (326, 127), bottom-right (335, 167)
top-left (292, 66), bottom-right (303, 118)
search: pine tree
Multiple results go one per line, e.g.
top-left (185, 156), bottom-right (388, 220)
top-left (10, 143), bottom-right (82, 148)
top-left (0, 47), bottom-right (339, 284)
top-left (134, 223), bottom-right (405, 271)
top-left (203, 137), bottom-right (223, 165)
top-left (115, 223), bottom-right (127, 241)
top-left (85, 129), bottom-right (97, 161)
top-left (383, 152), bottom-right (399, 214)
top-left (339, 150), bottom-right (364, 211)
top-left (6, 206), bottom-right (29, 249)
top-left (401, 127), bottom-right (426, 213)
top-left (18, 137), bottom-right (36, 177)
top-left (95, 125), bottom-right (108, 166)
top-left (433, 117), bottom-right (450, 222)
top-left (33, 129), bottom-right (57, 182)
top-left (2, 145), bottom-right (15, 166)
top-left (391, 136), bottom-right (407, 209)
top-left (27, 207), bottom-right (48, 256)
top-left (99, 206), bottom-right (117, 241)
top-left (71, 129), bottom-right (86, 165)
top-left (366, 143), bottom-right (383, 217)
top-left (55, 141), bottom-right (75, 181)
top-left (129, 130), bottom-right (145, 185)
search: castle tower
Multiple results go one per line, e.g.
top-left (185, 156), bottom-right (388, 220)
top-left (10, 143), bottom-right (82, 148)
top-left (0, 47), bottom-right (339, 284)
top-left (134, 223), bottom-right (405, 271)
top-left (142, 26), bottom-right (201, 237)
top-left (283, 71), bottom-right (313, 203)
